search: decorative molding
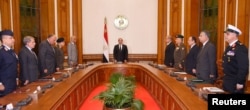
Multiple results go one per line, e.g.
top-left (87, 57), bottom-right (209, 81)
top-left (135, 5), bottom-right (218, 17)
top-left (82, 54), bottom-right (157, 63)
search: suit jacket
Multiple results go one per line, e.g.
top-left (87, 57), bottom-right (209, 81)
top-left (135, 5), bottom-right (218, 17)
top-left (174, 43), bottom-right (186, 70)
top-left (0, 45), bottom-right (18, 96)
top-left (185, 44), bottom-right (199, 75)
top-left (19, 46), bottom-right (39, 84)
top-left (113, 44), bottom-right (128, 62)
top-left (164, 42), bottom-right (175, 67)
top-left (222, 41), bottom-right (249, 93)
top-left (67, 42), bottom-right (78, 66)
top-left (196, 41), bottom-right (217, 83)
top-left (55, 46), bottom-right (64, 70)
top-left (38, 40), bottom-right (57, 76)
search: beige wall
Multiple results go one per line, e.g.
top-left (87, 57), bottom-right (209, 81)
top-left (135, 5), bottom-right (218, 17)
top-left (82, 0), bottom-right (158, 54)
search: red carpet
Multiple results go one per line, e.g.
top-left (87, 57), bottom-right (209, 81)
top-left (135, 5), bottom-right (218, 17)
top-left (80, 83), bottom-right (161, 110)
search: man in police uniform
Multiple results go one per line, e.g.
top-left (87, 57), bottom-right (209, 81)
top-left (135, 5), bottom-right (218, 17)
top-left (223, 24), bottom-right (249, 94)
top-left (173, 34), bottom-right (186, 70)
top-left (0, 30), bottom-right (18, 96)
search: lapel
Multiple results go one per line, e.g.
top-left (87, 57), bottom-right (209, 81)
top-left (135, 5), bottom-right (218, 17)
top-left (46, 40), bottom-right (55, 55)
top-left (25, 47), bottom-right (38, 61)
top-left (189, 45), bottom-right (195, 53)
top-left (197, 42), bottom-right (208, 59)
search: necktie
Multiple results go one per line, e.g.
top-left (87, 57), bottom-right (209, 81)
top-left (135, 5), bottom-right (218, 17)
top-left (52, 46), bottom-right (55, 53)
top-left (31, 50), bottom-right (37, 59)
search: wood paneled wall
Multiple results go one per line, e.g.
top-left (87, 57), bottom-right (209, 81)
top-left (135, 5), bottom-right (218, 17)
top-left (157, 0), bottom-right (249, 65)
top-left (157, 0), bottom-right (200, 63)
top-left (0, 0), bottom-right (249, 65)
top-left (40, 0), bottom-right (55, 40)
top-left (0, 0), bottom-right (21, 52)
top-left (39, 0), bottom-right (83, 63)
top-left (57, 0), bottom-right (69, 41)
top-left (217, 0), bottom-right (249, 59)
top-left (72, 0), bottom-right (83, 64)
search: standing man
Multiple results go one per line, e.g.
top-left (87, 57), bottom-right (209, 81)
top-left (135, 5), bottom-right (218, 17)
top-left (222, 24), bottom-right (249, 93)
top-left (173, 34), bottom-right (186, 70)
top-left (55, 37), bottom-right (65, 70)
top-left (67, 36), bottom-right (78, 67)
top-left (196, 31), bottom-right (217, 84)
top-left (113, 38), bottom-right (128, 63)
top-left (0, 30), bottom-right (18, 96)
top-left (185, 36), bottom-right (199, 76)
top-left (19, 36), bottom-right (39, 86)
top-left (39, 34), bottom-right (58, 77)
top-left (164, 35), bottom-right (175, 67)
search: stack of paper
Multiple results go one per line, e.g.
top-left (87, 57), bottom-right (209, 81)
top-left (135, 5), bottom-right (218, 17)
top-left (203, 87), bottom-right (224, 93)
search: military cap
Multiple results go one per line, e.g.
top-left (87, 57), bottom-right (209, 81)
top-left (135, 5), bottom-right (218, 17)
top-left (176, 34), bottom-right (184, 38)
top-left (224, 24), bottom-right (242, 35)
top-left (56, 37), bottom-right (64, 43)
top-left (0, 30), bottom-right (14, 40)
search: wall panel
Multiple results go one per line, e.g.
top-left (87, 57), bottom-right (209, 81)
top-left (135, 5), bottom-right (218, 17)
top-left (40, 0), bottom-right (55, 40)
top-left (169, 0), bottom-right (182, 35)
top-left (0, 0), bottom-right (12, 30)
top-left (57, 0), bottom-right (69, 39)
top-left (72, 0), bottom-right (83, 63)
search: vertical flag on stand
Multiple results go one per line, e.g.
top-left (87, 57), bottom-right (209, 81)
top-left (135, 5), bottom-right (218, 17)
top-left (102, 17), bottom-right (109, 63)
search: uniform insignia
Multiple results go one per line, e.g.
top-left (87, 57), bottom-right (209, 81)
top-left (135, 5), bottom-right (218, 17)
top-left (226, 51), bottom-right (235, 56)
top-left (236, 41), bottom-right (243, 45)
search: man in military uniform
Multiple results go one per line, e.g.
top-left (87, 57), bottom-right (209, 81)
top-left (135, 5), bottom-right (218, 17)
top-left (222, 24), bottom-right (249, 94)
top-left (0, 30), bottom-right (18, 96)
top-left (173, 34), bottom-right (186, 70)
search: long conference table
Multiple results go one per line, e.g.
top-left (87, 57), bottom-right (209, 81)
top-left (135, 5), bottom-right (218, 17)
top-left (0, 63), bottom-right (211, 110)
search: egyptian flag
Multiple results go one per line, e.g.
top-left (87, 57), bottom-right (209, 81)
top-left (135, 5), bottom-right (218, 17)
top-left (102, 17), bottom-right (109, 63)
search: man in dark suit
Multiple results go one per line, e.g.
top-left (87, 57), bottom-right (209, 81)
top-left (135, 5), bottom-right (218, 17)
top-left (113, 38), bottom-right (128, 63)
top-left (185, 36), bottom-right (199, 76)
top-left (173, 34), bottom-right (186, 70)
top-left (222, 24), bottom-right (249, 94)
top-left (39, 34), bottom-right (59, 77)
top-left (19, 36), bottom-right (39, 86)
top-left (0, 30), bottom-right (18, 96)
top-left (164, 35), bottom-right (175, 67)
top-left (195, 31), bottom-right (217, 84)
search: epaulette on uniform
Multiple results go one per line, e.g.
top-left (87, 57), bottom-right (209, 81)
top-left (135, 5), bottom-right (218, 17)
top-left (236, 41), bottom-right (243, 45)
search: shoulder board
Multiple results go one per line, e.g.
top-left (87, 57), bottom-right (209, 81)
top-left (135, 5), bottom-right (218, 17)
top-left (236, 41), bottom-right (243, 45)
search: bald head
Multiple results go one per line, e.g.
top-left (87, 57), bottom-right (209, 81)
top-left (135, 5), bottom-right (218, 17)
top-left (70, 36), bottom-right (77, 43)
top-left (166, 35), bottom-right (172, 43)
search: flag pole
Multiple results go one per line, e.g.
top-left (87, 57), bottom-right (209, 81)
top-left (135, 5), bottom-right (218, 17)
top-left (103, 17), bottom-right (109, 63)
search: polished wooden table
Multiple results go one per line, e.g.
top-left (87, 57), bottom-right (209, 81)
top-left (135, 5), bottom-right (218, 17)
top-left (0, 63), bottom-right (211, 110)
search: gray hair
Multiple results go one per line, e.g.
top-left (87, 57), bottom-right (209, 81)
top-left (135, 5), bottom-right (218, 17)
top-left (23, 36), bottom-right (34, 45)
top-left (201, 30), bottom-right (210, 38)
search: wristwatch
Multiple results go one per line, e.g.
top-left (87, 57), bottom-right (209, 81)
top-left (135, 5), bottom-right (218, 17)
top-left (114, 15), bottom-right (129, 30)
